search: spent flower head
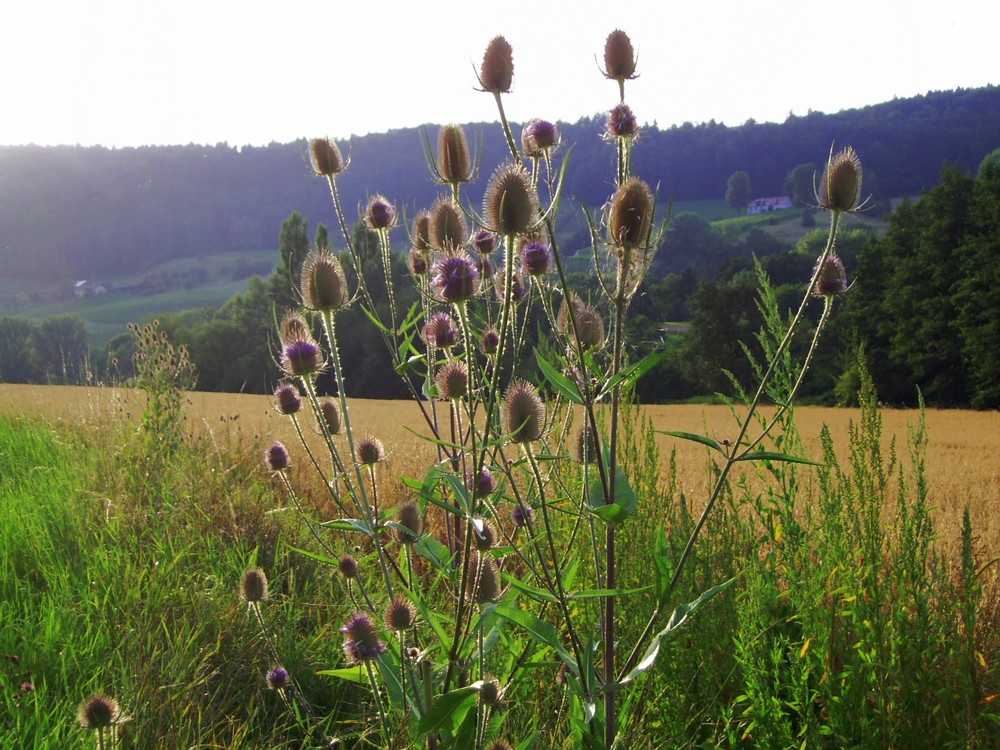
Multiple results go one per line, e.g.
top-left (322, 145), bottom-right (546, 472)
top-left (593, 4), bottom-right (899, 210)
top-left (437, 124), bottom-right (474, 184)
top-left (812, 253), bottom-right (850, 297)
top-left (408, 249), bottom-right (429, 276)
top-left (356, 436), bottom-right (386, 466)
top-left (301, 250), bottom-right (349, 312)
top-left (484, 162), bottom-right (540, 236)
top-left (309, 137), bottom-right (346, 177)
top-left (429, 197), bottom-right (469, 251)
top-left (435, 360), bottom-right (469, 401)
top-left (273, 381), bottom-right (302, 415)
top-left (385, 598), bottom-right (418, 631)
top-left (77, 694), bottom-right (127, 730)
top-left (240, 567), bottom-right (269, 602)
top-left (818, 145), bottom-right (864, 213)
top-left (422, 311), bottom-right (460, 349)
top-left (318, 398), bottom-right (342, 435)
top-left (478, 36), bottom-right (514, 94)
top-left (394, 502), bottom-right (423, 545)
top-left (365, 194), bottom-right (396, 231)
top-left (602, 29), bottom-right (638, 98)
top-left (503, 379), bottom-right (545, 443)
top-left (467, 555), bottom-right (500, 603)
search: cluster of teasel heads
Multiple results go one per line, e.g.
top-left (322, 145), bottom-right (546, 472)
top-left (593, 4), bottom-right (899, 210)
top-left (241, 26), bottom-right (863, 749)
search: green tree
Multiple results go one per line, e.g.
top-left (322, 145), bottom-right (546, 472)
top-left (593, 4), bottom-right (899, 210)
top-left (725, 170), bottom-right (752, 214)
top-left (784, 162), bottom-right (817, 207)
top-left (0, 317), bottom-right (40, 383)
top-left (32, 314), bottom-right (89, 384)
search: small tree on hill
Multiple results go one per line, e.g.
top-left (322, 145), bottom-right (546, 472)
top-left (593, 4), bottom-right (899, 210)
top-left (726, 170), bottom-right (752, 214)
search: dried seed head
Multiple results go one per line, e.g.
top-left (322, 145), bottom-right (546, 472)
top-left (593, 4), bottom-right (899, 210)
top-left (819, 146), bottom-right (863, 213)
top-left (467, 466), bottom-right (496, 498)
top-left (558, 294), bottom-right (606, 350)
top-left (479, 36), bottom-right (514, 94)
top-left (394, 502), bottom-right (423, 545)
top-left (301, 250), bottom-right (348, 312)
top-left (356, 436), bottom-right (385, 466)
top-left (467, 555), bottom-right (499, 603)
top-left (309, 137), bottom-right (346, 176)
top-left (812, 253), bottom-right (849, 297)
top-left (503, 379), bottom-right (545, 443)
top-left (409, 249), bottom-right (429, 276)
top-left (240, 567), bottom-right (269, 603)
top-left (479, 677), bottom-right (501, 707)
top-left (438, 124), bottom-right (473, 184)
top-left (487, 742), bottom-right (513, 750)
top-left (412, 210), bottom-right (433, 252)
top-left (575, 425), bottom-right (600, 464)
top-left (429, 197), bottom-right (468, 251)
top-left (606, 103), bottom-right (639, 140)
top-left (318, 398), bottom-right (342, 435)
top-left (273, 381), bottom-right (302, 415)
top-left (519, 239), bottom-right (551, 276)
top-left (341, 612), bottom-right (386, 663)
top-left (385, 598), bottom-right (417, 631)
top-left (512, 504), bottom-right (533, 528)
top-left (265, 442), bottom-right (290, 472)
top-left (435, 360), bottom-right (469, 401)
top-left (266, 666), bottom-right (289, 690)
top-left (77, 694), bottom-right (122, 730)
top-left (365, 194), bottom-right (396, 231)
top-left (602, 30), bottom-right (638, 84)
top-left (432, 251), bottom-right (480, 304)
top-left (480, 326), bottom-right (500, 355)
top-left (474, 520), bottom-right (496, 551)
top-left (521, 119), bottom-right (560, 158)
top-left (422, 312), bottom-right (460, 349)
top-left (279, 311), bottom-right (312, 349)
top-left (608, 177), bottom-right (654, 251)
top-left (338, 554), bottom-right (359, 578)
top-left (484, 162), bottom-right (539, 236)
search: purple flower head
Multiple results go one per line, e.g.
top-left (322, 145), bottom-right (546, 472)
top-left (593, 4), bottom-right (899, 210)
top-left (20, 681), bottom-right (35, 692)
top-left (281, 338), bottom-right (323, 377)
top-left (473, 229), bottom-right (497, 255)
top-left (341, 612), bottom-right (386, 664)
top-left (365, 194), bottom-right (396, 231)
top-left (512, 504), bottom-right (534, 528)
top-left (606, 103), bottom-right (639, 140)
top-left (409, 249), bottom-right (429, 276)
top-left (467, 466), bottom-right (496, 498)
top-left (422, 312), bottom-right (460, 349)
top-left (273, 381), bottom-right (302, 415)
top-left (495, 269), bottom-right (526, 304)
top-left (266, 666), bottom-right (289, 690)
top-left (520, 240), bottom-right (551, 276)
top-left (521, 119), bottom-right (560, 158)
top-left (431, 252), bottom-right (480, 303)
top-left (338, 554), bottom-right (359, 579)
top-left (265, 443), bottom-right (290, 472)
top-left (480, 326), bottom-right (500, 356)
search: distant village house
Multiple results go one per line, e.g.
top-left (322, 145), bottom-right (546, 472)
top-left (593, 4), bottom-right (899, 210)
top-left (74, 280), bottom-right (107, 298)
top-left (747, 196), bottom-right (793, 214)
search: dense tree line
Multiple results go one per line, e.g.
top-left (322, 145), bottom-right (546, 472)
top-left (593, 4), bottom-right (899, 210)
top-left (2, 86), bottom-right (998, 280)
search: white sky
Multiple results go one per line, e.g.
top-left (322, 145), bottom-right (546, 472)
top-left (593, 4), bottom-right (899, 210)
top-left (1, 0), bottom-right (996, 148)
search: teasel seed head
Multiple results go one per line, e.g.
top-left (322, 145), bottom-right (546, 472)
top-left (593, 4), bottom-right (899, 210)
top-left (478, 36), bottom-right (514, 94)
top-left (240, 567), bottom-right (269, 603)
top-left (422, 311), bottom-right (460, 349)
top-left (503, 379), bottom-right (545, 443)
top-left (473, 229), bottom-right (497, 255)
top-left (431, 251), bottom-right (480, 304)
top-left (606, 102), bottom-right (639, 140)
top-left (301, 250), bottom-right (348, 312)
top-left (338, 554), bottom-right (359, 578)
top-left (273, 381), bottom-right (302, 415)
top-left (385, 597), bottom-right (418, 631)
top-left (341, 612), bottom-right (386, 663)
top-left (608, 177), bottom-right (654, 251)
top-left (812, 253), bottom-right (849, 297)
top-left (356, 435), bottom-right (385, 466)
top-left (819, 145), bottom-right (863, 213)
top-left (512, 504), bottom-right (534, 528)
top-left (602, 30), bottom-right (638, 88)
top-left (279, 311), bottom-right (312, 349)
top-left (409, 248), bottom-right (429, 276)
top-left (318, 398), bottom-right (342, 435)
top-left (467, 555), bottom-right (499, 603)
top-left (412, 210), bottom-right (433, 252)
top-left (309, 137), bottom-right (346, 177)
top-left (479, 677), bottom-right (501, 706)
top-left (484, 162), bottom-right (539, 236)
top-left (429, 196), bottom-right (468, 251)
top-left (365, 194), bottom-right (396, 231)
top-left (467, 466), bottom-right (496, 498)
top-left (519, 239), bottom-right (551, 276)
top-left (558, 294), bottom-right (606, 351)
top-left (394, 502), bottom-right (423, 545)
top-left (266, 666), bottom-right (289, 690)
top-left (575, 425), bottom-right (600, 464)
top-left (77, 694), bottom-right (123, 730)
top-left (521, 119), bottom-right (560, 158)
top-left (438, 124), bottom-right (473, 184)
top-left (494, 268), bottom-right (526, 304)
top-left (480, 326), bottom-right (500, 355)
top-left (265, 442), bottom-right (291, 472)
top-left (474, 520), bottom-right (496, 551)
top-left (487, 742), bottom-right (513, 750)
top-left (435, 360), bottom-right (469, 401)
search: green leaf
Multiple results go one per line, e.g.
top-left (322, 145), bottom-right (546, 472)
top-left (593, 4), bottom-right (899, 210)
top-left (503, 574), bottom-right (558, 603)
top-left (535, 351), bottom-right (584, 404)
top-left (600, 350), bottom-right (670, 396)
top-left (414, 535), bottom-right (453, 573)
top-left (316, 666), bottom-right (368, 684)
top-left (319, 518), bottom-right (374, 536)
top-left (417, 686), bottom-right (479, 735)
top-left (733, 450), bottom-right (826, 466)
top-left (565, 585), bottom-right (651, 600)
top-left (495, 605), bottom-right (572, 664)
top-left (376, 652), bottom-right (404, 709)
top-left (284, 544), bottom-right (339, 567)
top-left (656, 429), bottom-right (726, 455)
top-left (587, 467), bottom-right (638, 525)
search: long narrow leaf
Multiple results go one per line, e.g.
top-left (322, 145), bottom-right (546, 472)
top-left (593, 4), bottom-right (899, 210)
top-left (657, 429), bottom-right (726, 455)
top-left (734, 450), bottom-right (826, 466)
top-left (535, 351), bottom-right (584, 404)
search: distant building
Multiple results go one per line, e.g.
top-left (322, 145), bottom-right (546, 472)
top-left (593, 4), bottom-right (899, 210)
top-left (747, 196), bottom-right (793, 214)
top-left (74, 280), bottom-right (107, 298)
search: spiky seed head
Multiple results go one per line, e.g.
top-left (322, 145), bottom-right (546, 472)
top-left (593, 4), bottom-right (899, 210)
top-left (318, 399), bottom-right (342, 435)
top-left (476, 254), bottom-right (495, 281)
top-left (479, 36), bottom-right (514, 94)
top-left (409, 249), bottom-right (429, 276)
top-left (480, 326), bottom-right (500, 355)
top-left (341, 612), bottom-right (386, 663)
top-left (394, 502), bottom-right (423, 545)
top-left (338, 554), bottom-right (359, 578)
top-left (575, 425), bottom-right (600, 464)
top-left (512, 504), bottom-right (533, 528)
top-left (494, 268), bottom-right (526, 304)
top-left (438, 124), bottom-right (473, 184)
top-left (266, 666), bottom-right (289, 690)
top-left (521, 119), bottom-right (560, 158)
top-left (273, 381), bottom-right (302, 415)
top-left (301, 250), bottom-right (348, 312)
top-left (606, 102), bottom-right (639, 140)
top-left (309, 137), bottom-right (346, 176)
top-left (431, 252), bottom-right (480, 303)
top-left (467, 555), bottom-right (499, 603)
top-left (484, 162), bottom-right (539, 236)
top-left (435, 360), bottom-right (469, 401)
top-left (279, 311), bottom-right (312, 349)
top-left (473, 229), bottom-right (497, 255)
top-left (356, 436), bottom-right (385, 466)
top-left (520, 240), bottom-right (551, 276)
top-left (474, 521), bottom-right (496, 551)
top-left (77, 694), bottom-right (122, 730)
top-left (609, 177), bottom-right (654, 251)
top-left (558, 294), bottom-right (606, 350)
top-left (281, 338), bottom-right (323, 377)
top-left (467, 466), bottom-right (496, 498)
top-left (819, 146), bottom-right (863, 213)
top-left (365, 194), bottom-right (396, 231)
top-left (503, 379), bottom-right (545, 443)
top-left (385, 598), bottom-right (417, 631)
top-left (412, 210), bottom-right (433, 252)
top-left (487, 742), bottom-right (513, 750)
top-left (603, 29), bottom-right (638, 83)
top-left (265, 442), bottom-right (290, 472)
top-left (812, 253), bottom-right (849, 297)
top-left (429, 197), bottom-right (468, 251)
top-left (241, 567), bottom-right (269, 602)
top-left (422, 311), bottom-right (460, 349)
top-left (479, 678), bottom-right (501, 706)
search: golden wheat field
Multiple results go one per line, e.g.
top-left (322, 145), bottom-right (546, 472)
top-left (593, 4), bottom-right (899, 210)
top-left (2, 383), bottom-right (997, 560)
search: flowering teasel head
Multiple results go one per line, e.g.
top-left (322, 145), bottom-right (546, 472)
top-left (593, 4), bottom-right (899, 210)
top-left (432, 251), bottom-right (480, 304)
top-left (812, 253), bottom-right (849, 297)
top-left (478, 36), bottom-right (514, 95)
top-left (409, 249), bottom-right (429, 276)
top-left (608, 177), bottom-right (654, 252)
top-left (474, 520), bottom-right (496, 552)
top-left (438, 124), bottom-right (473, 185)
top-left (467, 466), bottom-right (496, 498)
top-left (473, 229), bottom-right (497, 255)
top-left (273, 381), bottom-right (302, 415)
top-left (429, 197), bottom-right (468, 251)
top-left (479, 677), bottom-right (501, 707)
top-left (77, 694), bottom-right (125, 730)
top-left (818, 145), bottom-right (863, 213)
top-left (484, 162), bottom-right (539, 236)
top-left (519, 239), bottom-right (551, 276)
top-left (503, 379), bottom-right (545, 443)
top-left (240, 567), bottom-right (269, 603)
top-left (467, 555), bottom-right (499, 603)
top-left (265, 442), bottom-right (290, 472)
top-left (422, 311), bottom-right (460, 349)
top-left (385, 597), bottom-right (417, 631)
top-left (309, 137), bottom-right (346, 177)
top-left (279, 312), bottom-right (323, 378)
top-left (394, 502), bottom-right (423, 544)
top-left (365, 194), bottom-right (396, 231)
top-left (487, 742), bottom-right (513, 750)
top-left (341, 611), bottom-right (386, 663)
top-left (318, 398), bottom-right (342, 435)
top-left (480, 326), bottom-right (500, 355)
top-left (280, 311), bottom-right (311, 348)
top-left (435, 360), bottom-right (469, 401)
top-left (338, 554), bottom-right (359, 579)
top-left (602, 29), bottom-right (638, 99)
top-left (512, 504), bottom-right (534, 528)
top-left (606, 102), bottom-right (639, 140)
top-left (521, 119), bottom-right (560, 158)
top-left (356, 436), bottom-right (386, 466)
top-left (266, 666), bottom-right (289, 690)
top-left (301, 250), bottom-right (348, 312)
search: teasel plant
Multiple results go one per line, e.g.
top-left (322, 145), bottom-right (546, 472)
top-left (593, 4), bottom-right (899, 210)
top-left (253, 28), bottom-right (861, 750)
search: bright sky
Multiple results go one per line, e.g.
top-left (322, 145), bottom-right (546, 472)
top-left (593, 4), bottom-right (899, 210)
top-left (1, 0), bottom-right (996, 148)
